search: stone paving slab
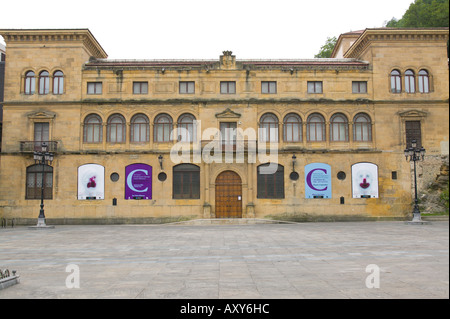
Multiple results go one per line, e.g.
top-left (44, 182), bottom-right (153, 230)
top-left (0, 221), bottom-right (448, 299)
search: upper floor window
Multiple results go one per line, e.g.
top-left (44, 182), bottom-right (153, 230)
top-left (259, 113), bottom-right (279, 142)
top-left (24, 71), bottom-right (36, 95)
top-left (307, 81), bottom-right (323, 94)
top-left (38, 71), bottom-right (50, 95)
top-left (283, 113), bottom-right (302, 142)
top-left (390, 70), bottom-right (401, 93)
top-left (133, 82), bottom-right (148, 94)
top-left (154, 113), bottom-right (173, 143)
top-left (107, 114), bottom-right (126, 143)
top-left (330, 113), bottom-right (348, 142)
top-left (352, 81), bottom-right (367, 94)
top-left (179, 81), bottom-right (195, 94)
top-left (53, 71), bottom-right (64, 95)
top-left (220, 81), bottom-right (236, 94)
top-left (87, 82), bottom-right (102, 95)
top-left (307, 113), bottom-right (325, 142)
top-left (418, 70), bottom-right (430, 93)
top-left (130, 114), bottom-right (149, 143)
top-left (83, 114), bottom-right (103, 143)
top-left (261, 81), bottom-right (277, 94)
top-left (405, 69), bottom-right (415, 93)
top-left (178, 113), bottom-right (196, 142)
top-left (353, 113), bottom-right (372, 142)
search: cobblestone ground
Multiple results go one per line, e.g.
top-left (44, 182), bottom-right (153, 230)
top-left (0, 221), bottom-right (448, 299)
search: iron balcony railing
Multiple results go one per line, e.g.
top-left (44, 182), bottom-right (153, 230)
top-left (20, 141), bottom-right (58, 153)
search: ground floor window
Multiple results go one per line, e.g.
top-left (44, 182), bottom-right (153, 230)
top-left (257, 163), bottom-right (284, 199)
top-left (173, 164), bottom-right (200, 199)
top-left (26, 164), bottom-right (53, 199)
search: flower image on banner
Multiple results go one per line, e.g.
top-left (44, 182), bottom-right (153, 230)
top-left (78, 164), bottom-right (105, 200)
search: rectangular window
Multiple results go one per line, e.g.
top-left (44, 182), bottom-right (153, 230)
top-left (34, 122), bottom-right (49, 151)
top-left (220, 81), bottom-right (236, 94)
top-left (307, 81), bottom-right (323, 94)
top-left (173, 165), bottom-right (200, 199)
top-left (133, 82), bottom-right (148, 94)
top-left (257, 164), bottom-right (284, 199)
top-left (352, 81), bottom-right (367, 93)
top-left (179, 81), bottom-right (195, 94)
top-left (87, 82), bottom-right (102, 95)
top-left (261, 81), bottom-right (277, 94)
top-left (26, 165), bottom-right (53, 200)
top-left (220, 122), bottom-right (237, 149)
top-left (405, 121), bottom-right (422, 148)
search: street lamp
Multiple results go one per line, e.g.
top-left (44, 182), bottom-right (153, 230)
top-left (404, 139), bottom-right (426, 223)
top-left (31, 142), bottom-right (54, 229)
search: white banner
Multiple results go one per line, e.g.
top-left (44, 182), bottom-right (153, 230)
top-left (77, 164), bottom-right (105, 200)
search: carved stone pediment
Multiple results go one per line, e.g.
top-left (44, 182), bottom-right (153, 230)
top-left (26, 110), bottom-right (57, 120)
top-left (215, 108), bottom-right (241, 119)
top-left (398, 110), bottom-right (428, 118)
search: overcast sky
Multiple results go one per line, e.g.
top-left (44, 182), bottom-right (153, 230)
top-left (1, 0), bottom-right (414, 60)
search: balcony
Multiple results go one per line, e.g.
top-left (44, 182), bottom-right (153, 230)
top-left (20, 141), bottom-right (58, 153)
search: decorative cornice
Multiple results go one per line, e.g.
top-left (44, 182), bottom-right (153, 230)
top-left (344, 28), bottom-right (449, 59)
top-left (0, 29), bottom-right (108, 59)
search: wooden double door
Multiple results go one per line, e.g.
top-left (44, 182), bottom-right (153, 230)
top-left (215, 171), bottom-right (242, 218)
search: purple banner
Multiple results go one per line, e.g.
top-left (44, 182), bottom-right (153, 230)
top-left (125, 164), bottom-right (152, 200)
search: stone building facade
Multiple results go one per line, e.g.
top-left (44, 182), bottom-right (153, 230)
top-left (0, 28), bottom-right (448, 224)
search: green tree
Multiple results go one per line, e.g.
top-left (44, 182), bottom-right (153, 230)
top-left (385, 0), bottom-right (449, 27)
top-left (314, 37), bottom-right (337, 58)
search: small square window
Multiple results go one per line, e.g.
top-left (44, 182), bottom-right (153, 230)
top-left (352, 81), bottom-right (367, 93)
top-left (392, 171), bottom-right (398, 180)
top-left (261, 81), bottom-right (277, 94)
top-left (133, 82), bottom-right (148, 94)
top-left (307, 81), bottom-right (323, 94)
top-left (179, 81), bottom-right (195, 94)
top-left (220, 81), bottom-right (236, 94)
top-left (87, 82), bottom-right (102, 95)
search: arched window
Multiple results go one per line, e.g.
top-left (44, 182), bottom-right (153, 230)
top-left (130, 114), bottom-right (149, 143)
top-left (38, 71), bottom-right (50, 95)
top-left (353, 113), bottom-right (372, 142)
top-left (25, 71), bottom-right (36, 95)
top-left (177, 113), bottom-right (196, 142)
top-left (418, 69), bottom-right (430, 93)
top-left (173, 164), bottom-right (200, 199)
top-left (307, 113), bottom-right (325, 142)
top-left (283, 113), bottom-right (302, 142)
top-left (83, 114), bottom-right (103, 143)
top-left (53, 70), bottom-right (64, 95)
top-left (257, 163), bottom-right (284, 199)
top-left (390, 70), bottom-right (401, 93)
top-left (260, 113), bottom-right (279, 142)
top-left (26, 164), bottom-right (53, 199)
top-left (107, 114), bottom-right (126, 143)
top-left (405, 69), bottom-right (415, 93)
top-left (330, 113), bottom-right (348, 142)
top-left (154, 113), bottom-right (173, 142)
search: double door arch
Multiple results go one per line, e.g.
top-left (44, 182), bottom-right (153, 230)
top-left (215, 170), bottom-right (242, 218)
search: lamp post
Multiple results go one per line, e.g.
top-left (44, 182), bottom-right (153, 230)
top-left (30, 142), bottom-right (55, 229)
top-left (404, 139), bottom-right (426, 223)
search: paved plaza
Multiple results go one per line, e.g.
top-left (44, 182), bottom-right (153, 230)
top-left (0, 221), bottom-right (448, 299)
